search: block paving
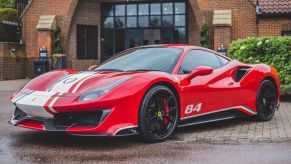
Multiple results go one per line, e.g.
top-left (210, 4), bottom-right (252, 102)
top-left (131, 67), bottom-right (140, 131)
top-left (175, 102), bottom-right (291, 144)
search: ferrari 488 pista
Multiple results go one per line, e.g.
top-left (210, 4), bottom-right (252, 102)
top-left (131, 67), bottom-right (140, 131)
top-left (10, 44), bottom-right (280, 142)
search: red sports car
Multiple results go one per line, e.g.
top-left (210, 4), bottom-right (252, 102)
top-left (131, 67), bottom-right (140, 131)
top-left (10, 45), bottom-right (280, 142)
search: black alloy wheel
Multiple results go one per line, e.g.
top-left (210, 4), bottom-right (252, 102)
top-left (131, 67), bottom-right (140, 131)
top-left (256, 80), bottom-right (277, 121)
top-left (139, 85), bottom-right (179, 142)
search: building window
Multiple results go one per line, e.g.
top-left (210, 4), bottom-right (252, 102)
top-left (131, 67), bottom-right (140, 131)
top-left (282, 31), bottom-right (291, 36)
top-left (101, 1), bottom-right (187, 61)
top-left (77, 25), bottom-right (98, 60)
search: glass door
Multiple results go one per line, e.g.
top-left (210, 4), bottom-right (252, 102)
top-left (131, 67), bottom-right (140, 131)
top-left (125, 29), bottom-right (144, 49)
top-left (144, 29), bottom-right (161, 45)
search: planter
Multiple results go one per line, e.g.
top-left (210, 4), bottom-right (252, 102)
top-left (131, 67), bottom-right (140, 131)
top-left (52, 54), bottom-right (66, 70)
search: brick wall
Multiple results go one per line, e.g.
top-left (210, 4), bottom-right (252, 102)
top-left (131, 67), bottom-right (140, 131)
top-left (0, 43), bottom-right (26, 80)
top-left (21, 0), bottom-right (73, 78)
top-left (213, 26), bottom-right (232, 51)
top-left (21, 0), bottom-right (73, 59)
top-left (67, 0), bottom-right (101, 70)
top-left (258, 18), bottom-right (291, 36)
top-left (37, 31), bottom-right (53, 56)
top-left (188, 2), bottom-right (201, 46)
top-left (196, 0), bottom-right (258, 49)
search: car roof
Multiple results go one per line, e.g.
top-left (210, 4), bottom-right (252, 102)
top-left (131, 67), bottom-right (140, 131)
top-left (137, 44), bottom-right (206, 50)
top-left (127, 44), bottom-right (231, 60)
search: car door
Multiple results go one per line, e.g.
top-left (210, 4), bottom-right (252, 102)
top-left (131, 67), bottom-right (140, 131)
top-left (178, 49), bottom-right (234, 119)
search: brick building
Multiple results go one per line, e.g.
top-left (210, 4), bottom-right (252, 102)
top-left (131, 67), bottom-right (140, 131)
top-left (3, 0), bottom-right (291, 79)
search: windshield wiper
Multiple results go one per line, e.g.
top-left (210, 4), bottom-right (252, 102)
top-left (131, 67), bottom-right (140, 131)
top-left (126, 69), bottom-right (161, 72)
top-left (95, 69), bottom-right (125, 72)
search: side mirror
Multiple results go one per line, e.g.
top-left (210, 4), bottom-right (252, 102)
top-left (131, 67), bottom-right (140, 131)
top-left (182, 66), bottom-right (213, 84)
top-left (88, 65), bottom-right (98, 71)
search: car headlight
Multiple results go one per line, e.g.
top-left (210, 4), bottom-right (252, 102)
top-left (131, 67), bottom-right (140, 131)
top-left (78, 76), bottom-right (132, 101)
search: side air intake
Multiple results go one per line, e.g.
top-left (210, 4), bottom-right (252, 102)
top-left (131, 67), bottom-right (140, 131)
top-left (234, 67), bottom-right (251, 82)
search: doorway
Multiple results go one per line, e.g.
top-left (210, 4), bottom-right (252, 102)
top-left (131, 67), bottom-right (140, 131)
top-left (125, 29), bottom-right (161, 48)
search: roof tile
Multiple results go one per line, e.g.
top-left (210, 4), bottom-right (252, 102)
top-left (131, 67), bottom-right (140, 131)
top-left (257, 0), bottom-right (291, 14)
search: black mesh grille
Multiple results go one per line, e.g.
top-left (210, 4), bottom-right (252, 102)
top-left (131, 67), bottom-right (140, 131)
top-left (54, 111), bottom-right (103, 128)
top-left (14, 108), bottom-right (27, 120)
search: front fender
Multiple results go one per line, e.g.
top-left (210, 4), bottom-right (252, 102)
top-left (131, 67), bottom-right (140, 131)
top-left (242, 64), bottom-right (280, 101)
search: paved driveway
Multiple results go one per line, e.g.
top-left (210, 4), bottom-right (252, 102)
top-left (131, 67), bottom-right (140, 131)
top-left (177, 103), bottom-right (291, 144)
top-left (0, 79), bottom-right (291, 163)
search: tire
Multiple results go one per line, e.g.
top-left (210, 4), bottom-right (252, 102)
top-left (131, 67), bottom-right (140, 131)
top-left (139, 85), bottom-right (179, 142)
top-left (256, 79), bottom-right (277, 121)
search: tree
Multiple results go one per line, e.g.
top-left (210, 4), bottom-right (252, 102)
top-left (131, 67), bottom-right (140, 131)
top-left (0, 0), bottom-right (14, 8)
top-left (52, 26), bottom-right (65, 69)
top-left (200, 23), bottom-right (210, 48)
top-left (53, 26), bottom-right (64, 54)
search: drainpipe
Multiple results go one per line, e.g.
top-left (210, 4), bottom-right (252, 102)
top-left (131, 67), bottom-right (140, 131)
top-left (255, 0), bottom-right (261, 24)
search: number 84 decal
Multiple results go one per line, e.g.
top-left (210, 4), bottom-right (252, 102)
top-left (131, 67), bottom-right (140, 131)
top-left (185, 103), bottom-right (202, 114)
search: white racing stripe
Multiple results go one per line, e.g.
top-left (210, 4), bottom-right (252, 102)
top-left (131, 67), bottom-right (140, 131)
top-left (46, 74), bottom-right (75, 91)
top-left (181, 106), bottom-right (257, 120)
top-left (48, 92), bottom-right (63, 113)
top-left (15, 91), bottom-right (56, 118)
top-left (47, 72), bottom-right (96, 93)
top-left (12, 72), bottom-right (97, 118)
top-left (71, 74), bottom-right (96, 93)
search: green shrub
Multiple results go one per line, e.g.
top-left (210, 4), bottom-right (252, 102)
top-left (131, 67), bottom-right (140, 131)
top-left (228, 36), bottom-right (291, 95)
top-left (53, 26), bottom-right (64, 54)
top-left (200, 23), bottom-right (210, 48)
top-left (0, 8), bottom-right (18, 21)
top-left (0, 0), bottom-right (14, 8)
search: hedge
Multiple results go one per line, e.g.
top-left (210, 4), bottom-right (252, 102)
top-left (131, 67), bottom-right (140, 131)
top-left (0, 8), bottom-right (18, 21)
top-left (228, 36), bottom-right (291, 95)
top-left (0, 0), bottom-right (14, 8)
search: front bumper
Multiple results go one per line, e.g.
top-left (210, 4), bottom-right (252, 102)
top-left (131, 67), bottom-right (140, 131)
top-left (10, 108), bottom-right (138, 136)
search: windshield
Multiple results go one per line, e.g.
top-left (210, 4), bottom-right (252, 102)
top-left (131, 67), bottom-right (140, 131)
top-left (95, 47), bottom-right (182, 73)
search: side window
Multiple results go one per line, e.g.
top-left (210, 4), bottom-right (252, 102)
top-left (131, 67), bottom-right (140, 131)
top-left (178, 50), bottom-right (221, 74)
top-left (216, 55), bottom-right (230, 66)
